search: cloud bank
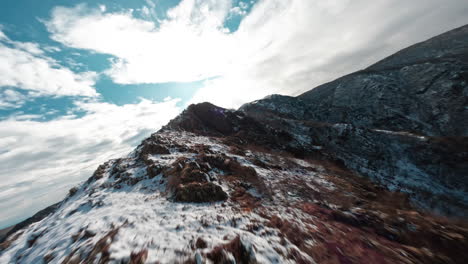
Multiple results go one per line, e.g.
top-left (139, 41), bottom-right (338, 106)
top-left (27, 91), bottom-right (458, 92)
top-left (45, 0), bottom-right (468, 108)
top-left (46, 1), bottom-right (235, 84)
top-left (0, 31), bottom-right (97, 100)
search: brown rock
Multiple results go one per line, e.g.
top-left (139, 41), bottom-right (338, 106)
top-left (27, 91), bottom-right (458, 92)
top-left (180, 167), bottom-right (207, 184)
top-left (146, 164), bottom-right (163, 179)
top-left (195, 237), bottom-right (208, 249)
top-left (174, 182), bottom-right (227, 203)
top-left (140, 143), bottom-right (170, 156)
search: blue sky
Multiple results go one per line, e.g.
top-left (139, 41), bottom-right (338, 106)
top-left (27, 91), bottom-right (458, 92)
top-left (1, 0), bottom-right (468, 228)
top-left (0, 0), bottom-right (254, 121)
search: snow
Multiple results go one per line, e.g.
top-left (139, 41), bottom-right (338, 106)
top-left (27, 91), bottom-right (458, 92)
top-left (0, 131), bottom-right (338, 264)
top-left (373, 129), bottom-right (428, 141)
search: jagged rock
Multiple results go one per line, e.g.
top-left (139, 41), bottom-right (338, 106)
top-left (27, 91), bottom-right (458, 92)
top-left (139, 142), bottom-right (170, 156)
top-left (174, 182), bottom-right (228, 203)
top-left (178, 164), bottom-right (208, 184)
top-left (195, 237), bottom-right (208, 249)
top-left (68, 187), bottom-right (78, 197)
top-left (164, 102), bottom-right (237, 135)
top-left (146, 164), bottom-right (163, 179)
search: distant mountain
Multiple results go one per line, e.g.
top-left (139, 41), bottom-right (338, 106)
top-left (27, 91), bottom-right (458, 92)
top-left (1, 25), bottom-right (467, 264)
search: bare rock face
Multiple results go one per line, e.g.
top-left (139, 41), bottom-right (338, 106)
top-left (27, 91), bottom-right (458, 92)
top-left (163, 102), bottom-right (240, 136)
top-left (307, 124), bottom-right (468, 216)
top-left (174, 182), bottom-right (228, 203)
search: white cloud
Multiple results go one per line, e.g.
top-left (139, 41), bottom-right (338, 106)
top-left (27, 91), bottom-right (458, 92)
top-left (0, 98), bottom-right (181, 227)
top-left (46, 2), bottom-right (235, 84)
top-left (229, 7), bottom-right (246, 16)
top-left (0, 30), bottom-right (97, 98)
top-left (190, 0), bottom-right (468, 108)
top-left (141, 0), bottom-right (158, 20)
top-left (0, 30), bottom-right (7, 41)
top-left (11, 42), bottom-right (44, 55)
top-left (43, 45), bottom-right (61, 53)
top-left (141, 6), bottom-right (151, 17)
top-left (0, 89), bottom-right (28, 110)
top-left (45, 0), bottom-right (468, 108)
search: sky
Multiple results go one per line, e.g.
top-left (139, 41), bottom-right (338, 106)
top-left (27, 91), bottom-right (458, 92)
top-left (1, 0), bottom-right (468, 228)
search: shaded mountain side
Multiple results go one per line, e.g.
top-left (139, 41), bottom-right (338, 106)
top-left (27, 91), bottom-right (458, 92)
top-left (368, 25), bottom-right (468, 71)
top-left (240, 97), bottom-right (468, 217)
top-left (0, 203), bottom-right (61, 244)
top-left (298, 24), bottom-right (468, 137)
top-left (239, 24), bottom-right (468, 217)
top-left (0, 227), bottom-right (13, 244)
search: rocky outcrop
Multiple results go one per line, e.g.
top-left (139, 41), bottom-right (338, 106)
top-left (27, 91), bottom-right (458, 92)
top-left (174, 182), bottom-right (228, 203)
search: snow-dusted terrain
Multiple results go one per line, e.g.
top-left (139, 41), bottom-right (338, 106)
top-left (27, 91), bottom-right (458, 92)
top-left (2, 118), bottom-right (467, 263)
top-left (0, 131), bottom-right (334, 263)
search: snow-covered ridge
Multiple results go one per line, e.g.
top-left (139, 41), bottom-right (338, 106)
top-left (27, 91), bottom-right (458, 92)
top-left (0, 131), bottom-right (337, 263)
top-left (2, 125), bottom-right (467, 263)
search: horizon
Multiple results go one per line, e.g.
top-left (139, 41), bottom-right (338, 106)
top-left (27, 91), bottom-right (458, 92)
top-left (1, 0), bottom-right (468, 229)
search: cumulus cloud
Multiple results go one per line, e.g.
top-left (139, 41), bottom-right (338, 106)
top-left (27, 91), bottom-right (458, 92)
top-left (44, 0), bottom-right (468, 108)
top-left (0, 98), bottom-right (181, 227)
top-left (0, 30), bottom-right (97, 99)
top-left (46, 1), bottom-right (235, 84)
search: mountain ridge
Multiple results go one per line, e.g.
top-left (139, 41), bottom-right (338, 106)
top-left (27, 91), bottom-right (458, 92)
top-left (1, 24), bottom-right (468, 264)
top-left (297, 24), bottom-right (468, 137)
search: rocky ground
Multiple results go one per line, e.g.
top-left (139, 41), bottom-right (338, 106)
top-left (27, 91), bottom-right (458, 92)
top-left (1, 102), bottom-right (467, 264)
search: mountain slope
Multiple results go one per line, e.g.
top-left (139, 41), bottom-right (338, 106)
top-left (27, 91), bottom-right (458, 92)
top-left (241, 96), bottom-right (468, 217)
top-left (298, 24), bottom-right (468, 137)
top-left (2, 105), bottom-right (467, 264)
top-left (1, 26), bottom-right (468, 264)
top-left (240, 24), bottom-right (468, 217)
